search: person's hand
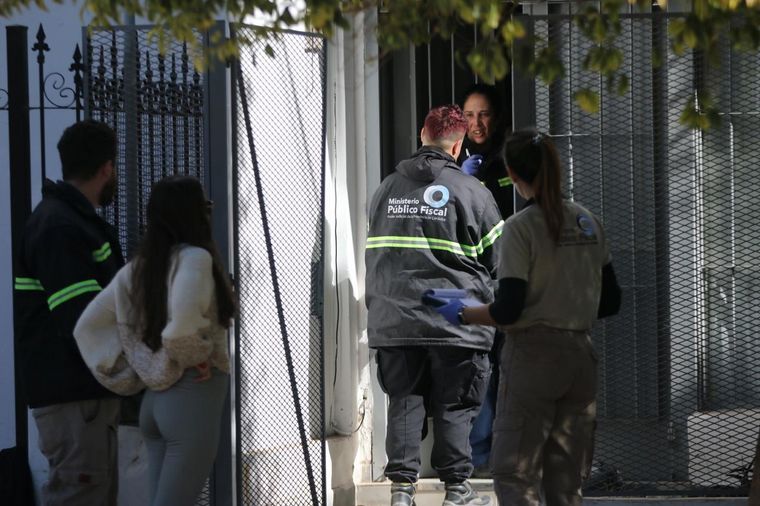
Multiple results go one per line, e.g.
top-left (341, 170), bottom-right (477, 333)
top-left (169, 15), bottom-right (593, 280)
top-left (461, 155), bottom-right (483, 176)
top-left (435, 298), bottom-right (466, 326)
top-left (194, 361), bottom-right (211, 382)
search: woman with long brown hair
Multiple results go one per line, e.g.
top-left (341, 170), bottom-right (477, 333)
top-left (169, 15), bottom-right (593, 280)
top-left (75, 175), bottom-right (236, 506)
top-left (430, 129), bottom-right (621, 505)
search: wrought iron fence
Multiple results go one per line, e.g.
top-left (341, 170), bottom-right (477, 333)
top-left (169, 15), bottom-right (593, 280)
top-left (231, 25), bottom-right (327, 506)
top-left (517, 11), bottom-right (760, 496)
top-left (1, 24), bottom-right (85, 176)
top-left (85, 27), bottom-right (206, 258)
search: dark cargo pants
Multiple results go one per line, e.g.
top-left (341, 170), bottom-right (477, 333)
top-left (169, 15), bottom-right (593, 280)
top-left (376, 346), bottom-right (490, 484)
top-left (491, 329), bottom-right (597, 506)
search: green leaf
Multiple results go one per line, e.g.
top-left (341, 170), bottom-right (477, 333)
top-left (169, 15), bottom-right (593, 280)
top-left (500, 19), bottom-right (525, 43)
top-left (574, 88), bottom-right (600, 113)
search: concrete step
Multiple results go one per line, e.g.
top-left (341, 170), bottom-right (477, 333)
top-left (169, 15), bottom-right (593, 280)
top-left (355, 479), bottom-right (747, 506)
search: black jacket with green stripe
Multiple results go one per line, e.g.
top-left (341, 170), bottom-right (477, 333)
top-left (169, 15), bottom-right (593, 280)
top-left (365, 146), bottom-right (504, 351)
top-left (457, 136), bottom-right (515, 220)
top-left (15, 180), bottom-right (124, 408)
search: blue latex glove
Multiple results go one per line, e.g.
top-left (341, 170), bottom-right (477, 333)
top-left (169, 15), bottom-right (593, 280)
top-left (435, 298), bottom-right (466, 326)
top-left (422, 289), bottom-right (481, 308)
top-left (461, 154), bottom-right (483, 176)
top-left (421, 289), bottom-right (482, 326)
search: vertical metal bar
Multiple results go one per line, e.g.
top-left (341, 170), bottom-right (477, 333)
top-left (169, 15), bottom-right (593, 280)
top-left (228, 24), bottom-right (243, 506)
top-left (171, 54), bottom-right (179, 174)
top-left (318, 38), bottom-right (328, 506)
top-left (70, 44), bottom-right (84, 122)
top-left (194, 69), bottom-right (202, 181)
top-left (159, 54), bottom-right (167, 177)
top-left (426, 22), bottom-right (432, 111)
top-left (652, 8), bottom-right (671, 418)
top-left (182, 43), bottom-right (190, 176)
top-left (450, 36), bottom-right (455, 104)
top-left (97, 46), bottom-right (107, 122)
top-left (408, 44), bottom-right (417, 154)
top-left (33, 24), bottom-right (49, 181)
top-left (511, 16), bottom-right (536, 130)
top-left (124, 25), bottom-right (139, 255)
top-left (146, 53), bottom-right (156, 185)
top-left (7, 23), bottom-right (33, 461)
top-left (205, 20), bottom-right (232, 506)
top-left (135, 37), bottom-right (144, 232)
top-left (82, 31), bottom-right (92, 120)
top-left (109, 30), bottom-right (121, 234)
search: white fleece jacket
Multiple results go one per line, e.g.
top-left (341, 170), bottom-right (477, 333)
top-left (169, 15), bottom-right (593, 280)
top-left (74, 245), bottom-right (230, 394)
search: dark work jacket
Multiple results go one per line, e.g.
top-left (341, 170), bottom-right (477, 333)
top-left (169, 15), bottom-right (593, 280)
top-left (14, 180), bottom-right (124, 408)
top-left (365, 146), bottom-right (504, 351)
top-left (458, 136), bottom-right (515, 220)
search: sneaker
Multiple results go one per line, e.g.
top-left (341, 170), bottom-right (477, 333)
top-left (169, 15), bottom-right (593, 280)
top-left (443, 480), bottom-right (491, 506)
top-left (391, 482), bottom-right (416, 506)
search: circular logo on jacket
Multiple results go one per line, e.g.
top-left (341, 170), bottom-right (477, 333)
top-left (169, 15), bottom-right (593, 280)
top-left (576, 213), bottom-right (595, 237)
top-left (423, 185), bottom-right (449, 208)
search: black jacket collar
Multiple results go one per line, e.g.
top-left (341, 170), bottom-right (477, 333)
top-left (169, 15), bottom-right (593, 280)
top-left (42, 179), bottom-right (98, 219)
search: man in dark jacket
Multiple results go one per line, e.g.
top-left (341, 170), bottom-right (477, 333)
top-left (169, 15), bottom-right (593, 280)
top-left (365, 105), bottom-right (503, 506)
top-left (14, 120), bottom-right (124, 505)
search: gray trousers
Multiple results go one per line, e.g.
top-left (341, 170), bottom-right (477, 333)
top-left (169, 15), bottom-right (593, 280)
top-left (376, 346), bottom-right (490, 484)
top-left (491, 328), bottom-right (597, 506)
top-left (139, 368), bottom-right (229, 506)
top-left (32, 397), bottom-right (120, 506)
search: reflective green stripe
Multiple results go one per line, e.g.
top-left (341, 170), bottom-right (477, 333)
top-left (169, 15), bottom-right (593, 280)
top-left (367, 236), bottom-right (468, 256)
top-left (478, 221), bottom-right (505, 252)
top-left (47, 280), bottom-right (102, 310)
top-left (92, 242), bottom-right (112, 262)
top-left (14, 277), bottom-right (44, 291)
top-left (498, 176), bottom-right (512, 187)
top-left (367, 221), bottom-right (504, 258)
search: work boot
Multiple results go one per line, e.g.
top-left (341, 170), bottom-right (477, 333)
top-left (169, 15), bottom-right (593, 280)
top-left (391, 482), bottom-right (416, 506)
top-left (443, 480), bottom-right (491, 506)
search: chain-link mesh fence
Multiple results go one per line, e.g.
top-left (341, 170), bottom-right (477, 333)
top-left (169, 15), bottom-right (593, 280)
top-left (231, 25), bottom-right (327, 505)
top-left (85, 26), bottom-right (211, 506)
top-left (520, 12), bottom-right (760, 496)
top-left (86, 27), bottom-right (206, 258)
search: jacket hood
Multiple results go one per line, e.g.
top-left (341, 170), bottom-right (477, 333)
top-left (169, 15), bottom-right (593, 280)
top-left (395, 146), bottom-right (459, 183)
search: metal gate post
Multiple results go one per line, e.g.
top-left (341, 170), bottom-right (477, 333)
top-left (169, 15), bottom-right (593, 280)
top-left (7, 24), bottom-right (33, 456)
top-left (204, 20), bottom-right (232, 506)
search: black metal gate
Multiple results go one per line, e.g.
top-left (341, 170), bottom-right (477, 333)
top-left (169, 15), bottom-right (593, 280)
top-left (83, 24), bottom-right (224, 506)
top-left (85, 26), bottom-right (208, 257)
top-left (230, 25), bottom-right (327, 506)
top-left (515, 11), bottom-right (760, 497)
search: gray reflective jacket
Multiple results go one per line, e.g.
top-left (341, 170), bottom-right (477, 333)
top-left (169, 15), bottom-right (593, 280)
top-left (365, 146), bottom-right (504, 351)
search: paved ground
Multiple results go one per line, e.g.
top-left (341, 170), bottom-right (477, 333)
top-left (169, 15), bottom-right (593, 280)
top-left (355, 479), bottom-right (748, 506)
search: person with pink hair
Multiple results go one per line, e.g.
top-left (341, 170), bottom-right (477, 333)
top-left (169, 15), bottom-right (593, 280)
top-left (365, 105), bottom-right (503, 506)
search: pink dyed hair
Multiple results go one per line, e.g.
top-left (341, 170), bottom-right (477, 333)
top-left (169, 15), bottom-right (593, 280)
top-left (423, 105), bottom-right (467, 143)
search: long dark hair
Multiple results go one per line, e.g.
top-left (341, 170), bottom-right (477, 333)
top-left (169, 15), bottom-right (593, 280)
top-left (130, 175), bottom-right (237, 351)
top-left (503, 129), bottom-right (564, 243)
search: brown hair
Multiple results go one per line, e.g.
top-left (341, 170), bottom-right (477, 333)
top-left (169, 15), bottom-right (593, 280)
top-left (503, 130), bottom-right (564, 243)
top-left (130, 175), bottom-right (237, 351)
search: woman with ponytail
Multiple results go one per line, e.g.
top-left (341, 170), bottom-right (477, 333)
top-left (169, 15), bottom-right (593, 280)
top-left (429, 130), bottom-right (622, 505)
top-left (74, 175), bottom-right (236, 506)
